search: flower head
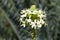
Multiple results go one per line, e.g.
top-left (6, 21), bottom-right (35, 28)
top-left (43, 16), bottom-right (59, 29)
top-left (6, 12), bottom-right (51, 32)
top-left (19, 5), bottom-right (47, 29)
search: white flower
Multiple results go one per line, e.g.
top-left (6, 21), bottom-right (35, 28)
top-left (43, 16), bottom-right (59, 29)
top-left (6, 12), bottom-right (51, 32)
top-left (31, 25), bottom-right (34, 28)
top-left (21, 14), bottom-right (26, 17)
top-left (33, 10), bottom-right (38, 14)
top-left (38, 10), bottom-right (42, 14)
top-left (26, 9), bottom-right (31, 14)
top-left (31, 24), bottom-right (36, 29)
top-left (34, 20), bottom-right (37, 23)
top-left (21, 24), bottom-right (25, 27)
top-left (38, 24), bottom-right (42, 28)
top-left (20, 8), bottom-right (47, 29)
top-left (28, 11), bottom-right (32, 14)
top-left (28, 19), bottom-right (32, 22)
top-left (37, 21), bottom-right (40, 25)
top-left (22, 21), bottom-right (25, 24)
top-left (26, 9), bottom-right (30, 11)
top-left (40, 14), bottom-right (46, 18)
top-left (34, 26), bottom-right (36, 29)
top-left (26, 19), bottom-right (31, 22)
top-left (30, 22), bottom-right (35, 25)
top-left (21, 10), bottom-right (26, 14)
top-left (19, 18), bottom-right (23, 21)
top-left (40, 19), bottom-right (45, 24)
top-left (32, 10), bottom-right (37, 14)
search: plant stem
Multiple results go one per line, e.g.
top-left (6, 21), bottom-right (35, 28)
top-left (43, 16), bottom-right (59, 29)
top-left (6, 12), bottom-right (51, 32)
top-left (32, 28), bottom-right (36, 40)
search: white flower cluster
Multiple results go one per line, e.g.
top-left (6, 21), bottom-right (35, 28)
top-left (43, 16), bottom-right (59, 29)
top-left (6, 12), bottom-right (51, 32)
top-left (20, 9), bottom-right (47, 29)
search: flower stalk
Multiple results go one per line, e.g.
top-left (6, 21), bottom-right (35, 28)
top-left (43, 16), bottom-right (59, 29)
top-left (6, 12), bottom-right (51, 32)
top-left (32, 28), bottom-right (36, 40)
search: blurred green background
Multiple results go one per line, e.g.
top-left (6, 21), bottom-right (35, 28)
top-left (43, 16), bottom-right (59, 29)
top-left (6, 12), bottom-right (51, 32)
top-left (0, 0), bottom-right (60, 40)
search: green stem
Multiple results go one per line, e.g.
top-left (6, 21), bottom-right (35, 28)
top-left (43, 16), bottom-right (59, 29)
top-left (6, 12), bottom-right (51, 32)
top-left (32, 28), bottom-right (36, 40)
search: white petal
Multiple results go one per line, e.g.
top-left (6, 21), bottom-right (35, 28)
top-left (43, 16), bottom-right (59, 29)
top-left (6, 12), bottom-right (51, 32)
top-left (31, 25), bottom-right (34, 28)
top-left (21, 14), bottom-right (26, 17)
top-left (20, 18), bottom-right (23, 21)
top-left (28, 19), bottom-right (31, 22)
top-left (37, 21), bottom-right (40, 25)
top-left (30, 22), bottom-right (35, 25)
top-left (21, 24), bottom-right (25, 27)
top-left (34, 20), bottom-right (37, 23)
top-left (38, 24), bottom-right (42, 28)
top-left (21, 10), bottom-right (26, 13)
top-left (40, 19), bottom-right (45, 24)
top-left (34, 26), bottom-right (36, 29)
